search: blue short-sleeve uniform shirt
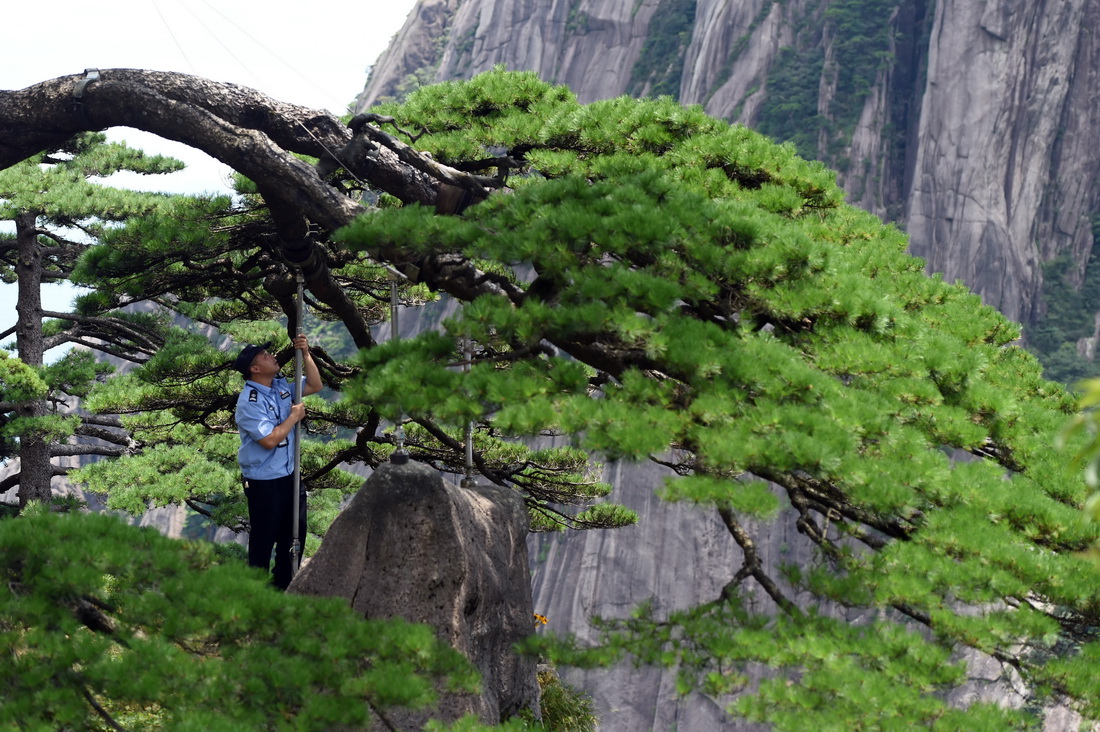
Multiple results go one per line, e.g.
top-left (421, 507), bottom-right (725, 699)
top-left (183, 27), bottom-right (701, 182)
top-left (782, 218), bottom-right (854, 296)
top-left (236, 376), bottom-right (300, 480)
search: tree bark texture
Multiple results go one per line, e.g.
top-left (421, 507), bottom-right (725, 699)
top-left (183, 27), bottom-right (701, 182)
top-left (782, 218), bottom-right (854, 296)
top-left (14, 212), bottom-right (52, 506)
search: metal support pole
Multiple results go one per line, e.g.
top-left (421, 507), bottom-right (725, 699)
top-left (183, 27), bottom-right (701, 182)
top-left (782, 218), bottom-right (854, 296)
top-left (389, 272), bottom-right (408, 464)
top-left (461, 328), bottom-right (476, 487)
top-left (290, 271), bottom-right (305, 575)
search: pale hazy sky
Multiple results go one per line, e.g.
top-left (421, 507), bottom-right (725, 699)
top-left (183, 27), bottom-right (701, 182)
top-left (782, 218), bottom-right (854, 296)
top-left (1, 0), bottom-right (419, 345)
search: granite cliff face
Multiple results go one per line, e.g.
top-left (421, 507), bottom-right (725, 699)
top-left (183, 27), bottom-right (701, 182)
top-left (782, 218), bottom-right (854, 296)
top-left (905, 0), bottom-right (1100, 327)
top-left (359, 0), bottom-right (1100, 326)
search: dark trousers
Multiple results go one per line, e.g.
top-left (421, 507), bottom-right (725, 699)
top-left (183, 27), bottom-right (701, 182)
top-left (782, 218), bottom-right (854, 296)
top-left (244, 475), bottom-right (307, 590)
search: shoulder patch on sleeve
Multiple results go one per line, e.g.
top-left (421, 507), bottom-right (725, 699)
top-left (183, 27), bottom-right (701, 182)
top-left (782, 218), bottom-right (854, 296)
top-left (248, 389), bottom-right (258, 402)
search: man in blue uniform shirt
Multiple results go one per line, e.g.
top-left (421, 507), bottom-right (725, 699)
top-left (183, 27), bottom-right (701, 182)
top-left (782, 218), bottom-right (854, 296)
top-left (233, 334), bottom-right (322, 589)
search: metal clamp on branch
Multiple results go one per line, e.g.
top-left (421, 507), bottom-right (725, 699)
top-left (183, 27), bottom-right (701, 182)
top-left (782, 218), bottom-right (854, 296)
top-left (71, 68), bottom-right (100, 129)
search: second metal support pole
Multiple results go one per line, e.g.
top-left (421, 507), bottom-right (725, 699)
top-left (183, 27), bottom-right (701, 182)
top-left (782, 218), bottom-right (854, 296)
top-left (290, 271), bottom-right (305, 576)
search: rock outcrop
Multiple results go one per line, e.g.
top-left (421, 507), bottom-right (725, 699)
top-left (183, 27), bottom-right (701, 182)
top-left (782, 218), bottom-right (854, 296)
top-left (359, 0), bottom-right (666, 110)
top-left (289, 459), bottom-right (540, 727)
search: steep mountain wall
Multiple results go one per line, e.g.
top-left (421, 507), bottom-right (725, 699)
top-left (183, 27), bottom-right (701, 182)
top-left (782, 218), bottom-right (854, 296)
top-left (906, 0), bottom-right (1100, 325)
top-left (361, 0), bottom-right (667, 109)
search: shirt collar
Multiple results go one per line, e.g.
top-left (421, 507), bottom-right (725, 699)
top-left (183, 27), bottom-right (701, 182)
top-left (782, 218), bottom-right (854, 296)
top-left (245, 378), bottom-right (279, 394)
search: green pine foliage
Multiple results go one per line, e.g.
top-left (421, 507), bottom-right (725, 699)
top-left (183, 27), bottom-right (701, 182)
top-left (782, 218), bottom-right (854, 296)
top-left (75, 364), bottom-right (363, 545)
top-left (60, 135), bottom-right (622, 533)
top-left (1063, 379), bottom-right (1100, 514)
top-left (534, 667), bottom-right (598, 732)
top-left (0, 352), bottom-right (47, 460)
top-left (0, 132), bottom-right (210, 506)
top-left (0, 350), bottom-right (47, 403)
top-left (337, 69), bottom-right (1100, 726)
top-left (39, 349), bottom-right (112, 399)
top-left (0, 509), bottom-right (479, 730)
top-left (0, 133), bottom-right (185, 223)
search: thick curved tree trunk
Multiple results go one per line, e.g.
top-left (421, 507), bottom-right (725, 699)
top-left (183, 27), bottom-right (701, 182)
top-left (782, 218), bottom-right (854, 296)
top-left (0, 69), bottom-right (505, 347)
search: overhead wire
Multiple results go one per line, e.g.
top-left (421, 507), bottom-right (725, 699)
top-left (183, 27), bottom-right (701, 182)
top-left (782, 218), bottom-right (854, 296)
top-left (151, 0), bottom-right (197, 74)
top-left (165, 1), bottom-right (366, 184)
top-left (176, 1), bottom-right (265, 90)
top-left (293, 121), bottom-right (366, 187)
top-left (198, 0), bottom-right (349, 110)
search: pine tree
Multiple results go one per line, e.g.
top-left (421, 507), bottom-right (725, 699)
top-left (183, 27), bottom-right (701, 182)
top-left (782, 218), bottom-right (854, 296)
top-left (0, 133), bottom-right (196, 507)
top-left (335, 71), bottom-right (1100, 727)
top-left (65, 159), bottom-right (630, 536)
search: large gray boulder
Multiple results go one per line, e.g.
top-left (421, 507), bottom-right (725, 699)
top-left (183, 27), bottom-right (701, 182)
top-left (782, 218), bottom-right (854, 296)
top-left (289, 459), bottom-right (540, 726)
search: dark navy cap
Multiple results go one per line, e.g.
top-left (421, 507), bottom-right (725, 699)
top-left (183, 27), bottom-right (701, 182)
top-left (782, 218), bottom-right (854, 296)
top-left (233, 341), bottom-right (272, 378)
